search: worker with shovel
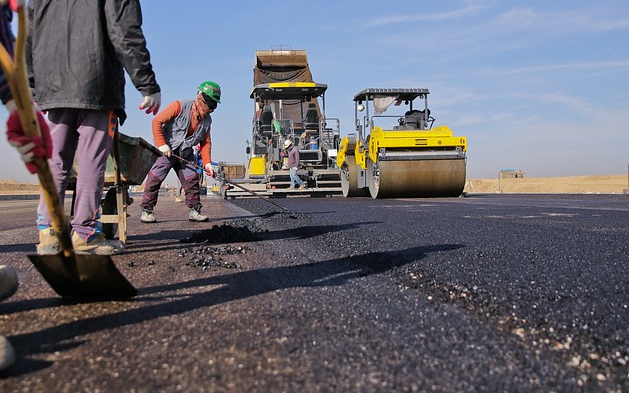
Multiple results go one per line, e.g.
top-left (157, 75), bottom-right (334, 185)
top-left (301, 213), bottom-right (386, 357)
top-left (1, 0), bottom-right (52, 372)
top-left (2, 0), bottom-right (154, 370)
top-left (140, 81), bottom-right (220, 224)
top-left (27, 0), bottom-right (161, 255)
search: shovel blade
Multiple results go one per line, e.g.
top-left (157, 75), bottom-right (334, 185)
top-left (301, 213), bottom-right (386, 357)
top-left (28, 253), bottom-right (137, 298)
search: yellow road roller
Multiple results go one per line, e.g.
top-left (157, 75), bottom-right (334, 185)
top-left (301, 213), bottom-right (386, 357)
top-left (337, 88), bottom-right (467, 198)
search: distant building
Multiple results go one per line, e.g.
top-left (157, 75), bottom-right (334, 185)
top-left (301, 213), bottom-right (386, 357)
top-left (500, 169), bottom-right (525, 179)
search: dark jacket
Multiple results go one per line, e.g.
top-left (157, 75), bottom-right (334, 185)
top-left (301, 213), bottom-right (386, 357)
top-left (0, 6), bottom-right (13, 104)
top-left (26, 0), bottom-right (160, 112)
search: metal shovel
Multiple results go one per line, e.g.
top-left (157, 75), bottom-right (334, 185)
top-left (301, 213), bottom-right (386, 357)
top-left (0, 4), bottom-right (136, 298)
top-left (163, 150), bottom-right (297, 217)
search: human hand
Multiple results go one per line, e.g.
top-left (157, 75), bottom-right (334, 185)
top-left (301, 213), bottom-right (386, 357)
top-left (6, 109), bottom-right (52, 174)
top-left (204, 163), bottom-right (216, 178)
top-left (139, 92), bottom-right (161, 115)
top-left (158, 144), bottom-right (172, 157)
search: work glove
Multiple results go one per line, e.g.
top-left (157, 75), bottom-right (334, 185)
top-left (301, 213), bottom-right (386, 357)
top-left (158, 144), bottom-right (172, 157)
top-left (139, 92), bottom-right (161, 115)
top-left (6, 109), bottom-right (53, 174)
top-left (204, 163), bottom-right (216, 178)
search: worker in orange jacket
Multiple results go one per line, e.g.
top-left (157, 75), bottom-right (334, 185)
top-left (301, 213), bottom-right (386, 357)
top-left (140, 81), bottom-right (220, 223)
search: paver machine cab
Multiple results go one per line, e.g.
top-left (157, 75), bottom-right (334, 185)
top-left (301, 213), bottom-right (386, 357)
top-left (243, 48), bottom-right (341, 196)
top-left (337, 88), bottom-right (467, 198)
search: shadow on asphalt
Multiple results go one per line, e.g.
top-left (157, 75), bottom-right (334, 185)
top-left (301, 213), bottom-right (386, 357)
top-left (4, 243), bottom-right (464, 376)
top-left (0, 243), bottom-right (35, 254)
top-left (179, 221), bottom-right (382, 244)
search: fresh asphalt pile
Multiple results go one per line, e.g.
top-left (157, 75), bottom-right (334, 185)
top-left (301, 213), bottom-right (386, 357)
top-left (180, 244), bottom-right (247, 270)
top-left (218, 195), bottom-right (629, 392)
top-left (178, 221), bottom-right (259, 269)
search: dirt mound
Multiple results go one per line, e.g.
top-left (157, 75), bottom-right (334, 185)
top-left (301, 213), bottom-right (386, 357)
top-left (1, 175), bottom-right (628, 195)
top-left (464, 174), bottom-right (628, 194)
top-left (0, 180), bottom-right (40, 194)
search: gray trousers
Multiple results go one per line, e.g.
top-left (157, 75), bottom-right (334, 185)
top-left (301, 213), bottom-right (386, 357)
top-left (37, 109), bottom-right (115, 241)
top-left (140, 149), bottom-right (201, 210)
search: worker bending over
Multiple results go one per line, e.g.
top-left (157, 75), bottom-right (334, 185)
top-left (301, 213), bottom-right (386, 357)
top-left (140, 81), bottom-right (220, 223)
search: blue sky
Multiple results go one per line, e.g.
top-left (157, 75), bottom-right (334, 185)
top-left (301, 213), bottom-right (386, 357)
top-left (2, 0), bottom-right (628, 184)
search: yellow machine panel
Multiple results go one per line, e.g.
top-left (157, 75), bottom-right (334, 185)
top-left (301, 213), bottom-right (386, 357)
top-left (247, 156), bottom-right (266, 177)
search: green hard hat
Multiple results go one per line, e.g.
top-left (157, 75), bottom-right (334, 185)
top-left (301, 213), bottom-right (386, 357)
top-left (198, 81), bottom-right (221, 104)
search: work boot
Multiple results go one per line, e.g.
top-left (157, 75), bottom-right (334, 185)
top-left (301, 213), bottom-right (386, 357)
top-left (300, 183), bottom-right (307, 189)
top-left (71, 232), bottom-right (124, 255)
top-left (0, 265), bottom-right (18, 302)
top-left (140, 208), bottom-right (156, 223)
top-left (37, 227), bottom-right (61, 255)
top-left (0, 336), bottom-right (16, 372)
top-left (188, 205), bottom-right (209, 222)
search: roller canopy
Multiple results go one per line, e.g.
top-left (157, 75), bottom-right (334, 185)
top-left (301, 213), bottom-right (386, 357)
top-left (353, 88), bottom-right (430, 102)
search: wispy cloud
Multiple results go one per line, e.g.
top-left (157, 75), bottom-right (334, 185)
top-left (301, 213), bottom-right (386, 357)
top-left (457, 112), bottom-right (514, 126)
top-left (479, 60), bottom-right (629, 77)
top-left (360, 4), bottom-right (629, 56)
top-left (475, 6), bottom-right (629, 40)
top-left (363, 4), bottom-right (484, 27)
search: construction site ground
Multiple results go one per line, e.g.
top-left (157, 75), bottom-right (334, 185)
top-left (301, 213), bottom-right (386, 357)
top-left (1, 191), bottom-right (628, 391)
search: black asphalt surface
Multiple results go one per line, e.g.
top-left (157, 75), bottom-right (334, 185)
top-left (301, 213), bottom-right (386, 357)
top-left (0, 193), bottom-right (628, 392)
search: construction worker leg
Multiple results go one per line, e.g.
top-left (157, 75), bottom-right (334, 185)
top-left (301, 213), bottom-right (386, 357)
top-left (70, 110), bottom-right (115, 241)
top-left (290, 167), bottom-right (303, 188)
top-left (140, 155), bottom-right (174, 211)
top-left (36, 109), bottom-right (80, 230)
top-left (174, 153), bottom-right (201, 208)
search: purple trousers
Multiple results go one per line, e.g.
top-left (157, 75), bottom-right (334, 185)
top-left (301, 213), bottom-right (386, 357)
top-left (37, 109), bottom-right (116, 241)
top-left (140, 149), bottom-right (201, 210)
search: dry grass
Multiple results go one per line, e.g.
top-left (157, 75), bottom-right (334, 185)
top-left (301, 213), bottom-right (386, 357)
top-left (0, 179), bottom-right (40, 195)
top-left (1, 174), bottom-right (628, 195)
top-left (464, 174), bottom-right (628, 194)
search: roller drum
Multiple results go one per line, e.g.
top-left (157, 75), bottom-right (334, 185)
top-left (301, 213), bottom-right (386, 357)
top-left (368, 158), bottom-right (466, 198)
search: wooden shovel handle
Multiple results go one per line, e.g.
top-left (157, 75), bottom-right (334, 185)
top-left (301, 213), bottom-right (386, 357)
top-left (0, 5), bottom-right (72, 255)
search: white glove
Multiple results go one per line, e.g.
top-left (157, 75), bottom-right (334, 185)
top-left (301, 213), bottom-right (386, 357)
top-left (139, 92), bottom-right (161, 115)
top-left (158, 144), bottom-right (172, 157)
top-left (9, 140), bottom-right (37, 163)
top-left (5, 99), bottom-right (16, 113)
top-left (204, 163), bottom-right (216, 178)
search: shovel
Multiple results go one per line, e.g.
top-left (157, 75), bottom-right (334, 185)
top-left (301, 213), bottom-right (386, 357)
top-left (0, 3), bottom-right (136, 298)
top-left (153, 148), bottom-right (298, 217)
